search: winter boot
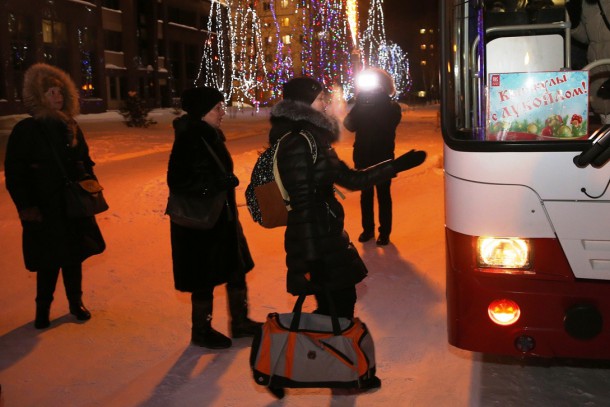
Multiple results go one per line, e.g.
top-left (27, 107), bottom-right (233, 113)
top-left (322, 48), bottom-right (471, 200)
top-left (64, 264), bottom-right (91, 321)
top-left (34, 304), bottom-right (51, 329)
top-left (69, 299), bottom-right (91, 321)
top-left (191, 299), bottom-right (232, 349)
top-left (227, 287), bottom-right (263, 338)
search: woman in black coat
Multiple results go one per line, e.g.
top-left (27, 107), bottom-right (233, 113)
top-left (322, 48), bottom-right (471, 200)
top-left (167, 87), bottom-right (261, 349)
top-left (4, 63), bottom-right (105, 329)
top-left (271, 77), bottom-right (426, 320)
top-left (344, 68), bottom-right (402, 246)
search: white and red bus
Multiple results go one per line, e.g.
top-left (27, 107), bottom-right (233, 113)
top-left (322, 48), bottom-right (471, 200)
top-left (440, 0), bottom-right (610, 358)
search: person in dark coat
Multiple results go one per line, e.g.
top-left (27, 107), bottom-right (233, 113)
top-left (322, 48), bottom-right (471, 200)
top-left (167, 86), bottom-right (261, 349)
top-left (271, 76), bottom-right (426, 319)
top-left (343, 68), bottom-right (402, 246)
top-left (4, 63), bottom-right (106, 329)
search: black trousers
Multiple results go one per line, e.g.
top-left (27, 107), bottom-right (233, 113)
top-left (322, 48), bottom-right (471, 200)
top-left (360, 179), bottom-right (392, 236)
top-left (191, 272), bottom-right (247, 302)
top-left (36, 263), bottom-right (83, 306)
top-left (314, 285), bottom-right (357, 319)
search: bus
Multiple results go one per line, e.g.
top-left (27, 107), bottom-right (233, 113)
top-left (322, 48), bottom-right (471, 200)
top-left (440, 0), bottom-right (610, 358)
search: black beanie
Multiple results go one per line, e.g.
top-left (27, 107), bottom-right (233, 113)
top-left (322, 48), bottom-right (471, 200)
top-left (283, 77), bottom-right (324, 105)
top-left (181, 87), bottom-right (224, 117)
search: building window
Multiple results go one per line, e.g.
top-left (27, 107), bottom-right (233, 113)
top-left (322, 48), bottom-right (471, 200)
top-left (282, 35), bottom-right (291, 45)
top-left (42, 19), bottom-right (69, 72)
top-left (79, 26), bottom-right (99, 98)
top-left (421, 60), bottom-right (427, 66)
top-left (281, 17), bottom-right (290, 27)
top-left (420, 44), bottom-right (427, 50)
top-left (263, 2), bottom-right (271, 11)
top-left (42, 20), bottom-right (67, 45)
top-left (104, 30), bottom-right (123, 52)
top-left (168, 6), bottom-right (197, 28)
top-left (102, 0), bottom-right (120, 10)
top-left (281, 0), bottom-right (289, 8)
top-left (8, 13), bottom-right (34, 72)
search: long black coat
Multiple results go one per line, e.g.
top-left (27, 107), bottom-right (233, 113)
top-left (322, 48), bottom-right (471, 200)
top-left (343, 91), bottom-right (401, 169)
top-left (269, 100), bottom-right (397, 295)
top-left (167, 115), bottom-right (254, 292)
top-left (4, 117), bottom-right (106, 271)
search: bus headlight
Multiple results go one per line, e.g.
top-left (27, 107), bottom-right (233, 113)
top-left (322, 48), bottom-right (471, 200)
top-left (488, 299), bottom-right (521, 326)
top-left (477, 237), bottom-right (531, 269)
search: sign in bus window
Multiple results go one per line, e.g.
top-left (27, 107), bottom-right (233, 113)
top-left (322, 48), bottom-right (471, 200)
top-left (486, 71), bottom-right (589, 141)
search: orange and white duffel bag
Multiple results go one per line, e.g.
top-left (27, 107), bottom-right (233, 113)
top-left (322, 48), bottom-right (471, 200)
top-left (249, 294), bottom-right (379, 398)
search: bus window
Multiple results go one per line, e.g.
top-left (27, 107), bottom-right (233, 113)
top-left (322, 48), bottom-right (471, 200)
top-left (440, 0), bottom-right (593, 145)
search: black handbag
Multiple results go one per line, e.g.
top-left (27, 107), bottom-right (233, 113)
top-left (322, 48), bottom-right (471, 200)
top-left (165, 133), bottom-right (230, 230)
top-left (47, 134), bottom-right (109, 218)
top-left (165, 190), bottom-right (227, 229)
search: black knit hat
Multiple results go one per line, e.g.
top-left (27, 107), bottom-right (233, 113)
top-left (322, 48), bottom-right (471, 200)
top-left (181, 87), bottom-right (224, 117)
top-left (282, 77), bottom-right (324, 105)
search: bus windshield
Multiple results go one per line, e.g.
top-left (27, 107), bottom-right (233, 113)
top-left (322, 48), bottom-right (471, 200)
top-left (440, 0), bottom-right (596, 147)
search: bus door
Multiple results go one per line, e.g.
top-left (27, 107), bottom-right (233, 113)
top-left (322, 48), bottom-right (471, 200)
top-left (440, 0), bottom-right (610, 358)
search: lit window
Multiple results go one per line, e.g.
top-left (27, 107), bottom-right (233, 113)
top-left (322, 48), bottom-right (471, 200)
top-left (421, 60), bottom-right (427, 66)
top-left (281, 17), bottom-right (290, 27)
top-left (282, 34), bottom-right (291, 44)
top-left (420, 44), bottom-right (427, 50)
top-left (281, 0), bottom-right (289, 7)
top-left (419, 28), bottom-right (426, 34)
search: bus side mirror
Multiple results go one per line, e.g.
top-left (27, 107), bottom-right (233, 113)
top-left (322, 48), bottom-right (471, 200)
top-left (573, 125), bottom-right (610, 168)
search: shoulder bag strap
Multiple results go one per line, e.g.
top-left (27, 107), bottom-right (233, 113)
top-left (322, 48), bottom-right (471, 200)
top-left (199, 133), bottom-right (228, 175)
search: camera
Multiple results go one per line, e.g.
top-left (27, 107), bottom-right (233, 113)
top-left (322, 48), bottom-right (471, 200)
top-left (356, 90), bottom-right (385, 107)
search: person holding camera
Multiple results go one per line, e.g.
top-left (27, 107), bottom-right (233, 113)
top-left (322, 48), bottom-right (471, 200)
top-left (343, 68), bottom-right (402, 246)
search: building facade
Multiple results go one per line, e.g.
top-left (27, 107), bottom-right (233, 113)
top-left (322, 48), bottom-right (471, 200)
top-left (0, 0), bottom-right (223, 115)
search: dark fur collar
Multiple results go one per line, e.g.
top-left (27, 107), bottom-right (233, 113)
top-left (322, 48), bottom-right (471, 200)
top-left (270, 99), bottom-right (340, 141)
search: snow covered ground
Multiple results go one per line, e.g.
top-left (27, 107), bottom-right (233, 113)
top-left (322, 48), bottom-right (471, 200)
top-left (1, 105), bottom-right (610, 406)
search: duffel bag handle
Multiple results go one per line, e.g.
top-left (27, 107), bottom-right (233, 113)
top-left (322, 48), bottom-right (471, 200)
top-left (290, 289), bottom-right (342, 335)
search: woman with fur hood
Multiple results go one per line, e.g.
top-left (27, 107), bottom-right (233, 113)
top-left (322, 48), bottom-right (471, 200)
top-left (271, 76), bottom-right (426, 323)
top-left (4, 63), bottom-right (105, 329)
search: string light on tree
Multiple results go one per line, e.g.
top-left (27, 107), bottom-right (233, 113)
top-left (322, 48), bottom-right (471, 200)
top-left (197, 0), bottom-right (234, 101)
top-left (232, 0), bottom-right (269, 106)
top-left (266, 0), bottom-right (294, 99)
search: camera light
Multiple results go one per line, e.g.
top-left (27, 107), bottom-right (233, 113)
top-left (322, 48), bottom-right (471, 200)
top-left (356, 72), bottom-right (380, 91)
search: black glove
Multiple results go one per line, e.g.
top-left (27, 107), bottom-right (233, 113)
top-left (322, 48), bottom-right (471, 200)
top-left (393, 150), bottom-right (427, 173)
top-left (215, 174), bottom-right (239, 191)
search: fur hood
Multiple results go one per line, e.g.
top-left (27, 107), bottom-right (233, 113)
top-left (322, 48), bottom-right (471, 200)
top-left (270, 99), bottom-right (340, 144)
top-left (23, 63), bottom-right (80, 121)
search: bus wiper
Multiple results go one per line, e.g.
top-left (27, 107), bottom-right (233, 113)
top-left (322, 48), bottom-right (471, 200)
top-left (574, 124), bottom-right (610, 168)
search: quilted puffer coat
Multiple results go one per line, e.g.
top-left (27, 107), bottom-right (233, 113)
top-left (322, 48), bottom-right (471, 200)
top-left (270, 99), bottom-right (397, 295)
